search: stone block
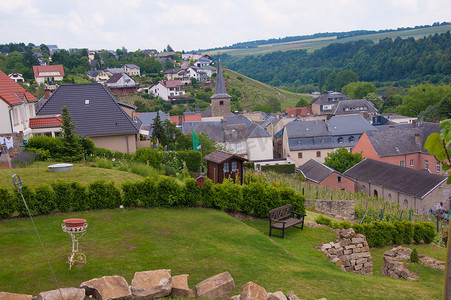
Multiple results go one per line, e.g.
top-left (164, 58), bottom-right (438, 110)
top-left (356, 243), bottom-right (363, 248)
top-left (131, 269), bottom-right (172, 299)
top-left (240, 282), bottom-right (267, 300)
top-left (333, 242), bottom-right (341, 249)
top-left (354, 264), bottom-right (363, 271)
top-left (360, 246), bottom-right (369, 252)
top-left (328, 248), bottom-right (337, 256)
top-left (356, 258), bottom-right (367, 265)
top-left (195, 271), bottom-right (235, 299)
top-left (286, 293), bottom-right (300, 300)
top-left (339, 239), bottom-right (350, 247)
top-left (322, 243), bottom-right (332, 250)
top-left (353, 247), bottom-right (361, 253)
top-left (336, 250), bottom-right (344, 257)
top-left (171, 274), bottom-right (194, 298)
top-left (37, 288), bottom-right (85, 300)
top-left (0, 292), bottom-right (32, 300)
top-left (344, 245), bottom-right (356, 250)
top-left (351, 238), bottom-right (364, 244)
top-left (344, 250), bottom-right (352, 255)
top-left (339, 228), bottom-right (356, 239)
top-left (267, 291), bottom-right (287, 300)
top-left (80, 276), bottom-right (132, 300)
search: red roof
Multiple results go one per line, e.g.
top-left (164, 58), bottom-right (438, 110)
top-left (170, 115), bottom-right (181, 125)
top-left (0, 70), bottom-right (37, 106)
top-left (284, 107), bottom-right (312, 117)
top-left (183, 114), bottom-right (202, 122)
top-left (29, 116), bottom-right (62, 128)
top-left (159, 80), bottom-right (183, 88)
top-left (33, 65), bottom-right (65, 77)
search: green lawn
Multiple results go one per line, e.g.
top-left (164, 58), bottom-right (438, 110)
top-left (0, 162), bottom-right (143, 189)
top-left (0, 208), bottom-right (446, 299)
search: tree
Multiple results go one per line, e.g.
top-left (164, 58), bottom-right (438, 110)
top-left (439, 94), bottom-right (451, 119)
top-left (296, 98), bottom-right (310, 107)
top-left (365, 93), bottom-right (383, 111)
top-left (424, 119), bottom-right (451, 299)
top-left (324, 148), bottom-right (363, 173)
top-left (166, 44), bottom-right (174, 52)
top-left (342, 81), bottom-right (377, 99)
top-left (60, 106), bottom-right (83, 161)
top-left (335, 70), bottom-right (359, 91)
top-left (134, 99), bottom-right (151, 112)
top-left (151, 111), bottom-right (167, 146)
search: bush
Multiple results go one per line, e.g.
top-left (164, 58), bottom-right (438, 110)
top-left (138, 177), bottom-right (158, 208)
top-left (315, 214), bottom-right (333, 227)
top-left (261, 164), bottom-right (296, 174)
top-left (410, 248), bottom-right (419, 263)
top-left (178, 150), bottom-right (202, 172)
top-left (422, 223), bottom-right (435, 244)
top-left (52, 181), bottom-right (72, 212)
top-left (71, 182), bottom-right (88, 211)
top-left (14, 185), bottom-right (38, 216)
top-left (121, 181), bottom-right (140, 207)
top-left (413, 223), bottom-right (424, 244)
top-left (0, 187), bottom-right (14, 219)
top-left (200, 178), bottom-right (216, 208)
top-left (88, 180), bottom-right (121, 209)
top-left (27, 135), bottom-right (62, 157)
top-left (134, 147), bottom-right (163, 168)
top-left (156, 176), bottom-right (182, 207)
top-left (34, 184), bottom-right (55, 214)
top-left (243, 162), bottom-right (255, 169)
top-left (183, 178), bottom-right (201, 207)
top-left (213, 179), bottom-right (243, 212)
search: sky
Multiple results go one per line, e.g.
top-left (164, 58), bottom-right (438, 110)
top-left (0, 0), bottom-right (450, 52)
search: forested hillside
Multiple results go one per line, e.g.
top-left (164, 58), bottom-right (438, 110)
top-left (220, 32), bottom-right (451, 91)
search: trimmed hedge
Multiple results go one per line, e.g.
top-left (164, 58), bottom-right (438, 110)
top-left (261, 164), bottom-right (296, 174)
top-left (315, 215), bottom-right (435, 247)
top-left (0, 176), bottom-right (306, 223)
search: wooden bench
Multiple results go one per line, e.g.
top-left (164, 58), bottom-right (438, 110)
top-left (269, 204), bottom-right (306, 238)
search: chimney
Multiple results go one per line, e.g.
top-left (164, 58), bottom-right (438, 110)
top-left (44, 89), bottom-right (50, 99)
top-left (415, 133), bottom-right (421, 144)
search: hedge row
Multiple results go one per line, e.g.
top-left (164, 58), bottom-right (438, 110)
top-left (0, 177), bottom-right (305, 220)
top-left (315, 215), bottom-right (435, 247)
top-left (260, 164), bottom-right (296, 174)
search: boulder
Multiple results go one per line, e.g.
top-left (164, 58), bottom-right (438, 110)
top-left (268, 291), bottom-right (287, 300)
top-left (80, 276), bottom-right (132, 300)
top-left (286, 293), bottom-right (301, 300)
top-left (339, 228), bottom-right (355, 239)
top-left (0, 292), bottom-right (32, 300)
top-left (171, 274), bottom-right (194, 298)
top-left (240, 282), bottom-right (267, 300)
top-left (37, 288), bottom-right (85, 300)
top-left (195, 271), bottom-right (235, 299)
top-left (131, 269), bottom-right (172, 299)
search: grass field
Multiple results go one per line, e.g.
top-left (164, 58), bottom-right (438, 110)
top-left (0, 208), bottom-right (446, 299)
top-left (206, 25), bottom-right (451, 56)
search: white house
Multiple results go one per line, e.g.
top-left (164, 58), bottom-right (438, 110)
top-left (8, 73), bottom-right (24, 83)
top-left (0, 70), bottom-right (37, 138)
top-left (149, 80), bottom-right (186, 101)
top-left (186, 66), bottom-right (207, 82)
top-left (32, 65), bottom-right (64, 85)
top-left (122, 64), bottom-right (141, 76)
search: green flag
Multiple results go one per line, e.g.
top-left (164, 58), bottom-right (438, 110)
top-left (192, 130), bottom-right (201, 151)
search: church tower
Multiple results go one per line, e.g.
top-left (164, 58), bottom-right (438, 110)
top-left (210, 58), bottom-right (232, 117)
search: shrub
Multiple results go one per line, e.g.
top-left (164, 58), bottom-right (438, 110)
top-left (178, 150), bottom-right (202, 172)
top-left (0, 187), bottom-right (14, 219)
top-left (213, 179), bottom-right (243, 212)
top-left (183, 178), bottom-right (201, 207)
top-left (351, 223), bottom-right (364, 235)
top-left (134, 147), bottom-right (163, 168)
top-left (88, 180), bottom-right (121, 209)
top-left (261, 164), bottom-right (296, 174)
top-left (162, 151), bottom-right (183, 174)
top-left (410, 248), bottom-right (419, 263)
top-left (27, 135), bottom-right (62, 157)
top-left (200, 178), bottom-right (216, 208)
top-left (243, 162), bottom-right (255, 169)
top-left (315, 214), bottom-right (333, 227)
top-left (14, 185), bottom-right (38, 216)
top-left (413, 223), bottom-right (424, 244)
top-left (71, 182), bottom-right (88, 211)
top-left (138, 177), bottom-right (158, 208)
top-left (156, 176), bottom-right (182, 207)
top-left (34, 184), bottom-right (55, 214)
top-left (422, 223), bottom-right (435, 244)
top-left (121, 181), bottom-right (140, 207)
top-left (363, 222), bottom-right (394, 247)
top-left (52, 181), bottom-right (72, 212)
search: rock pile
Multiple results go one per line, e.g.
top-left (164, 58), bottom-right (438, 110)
top-left (382, 246), bottom-right (445, 280)
top-left (1, 271), bottom-right (327, 300)
top-left (317, 228), bottom-right (373, 275)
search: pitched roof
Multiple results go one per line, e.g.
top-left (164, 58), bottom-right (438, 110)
top-left (124, 64), bottom-right (139, 69)
top-left (327, 115), bottom-right (376, 135)
top-left (333, 99), bottom-right (378, 115)
top-left (36, 83), bottom-right (140, 136)
top-left (299, 159), bottom-right (337, 183)
top-left (136, 111), bottom-right (169, 125)
top-left (29, 115), bottom-right (62, 128)
top-left (203, 150), bottom-right (247, 164)
top-left (105, 68), bottom-right (125, 74)
top-left (284, 107), bottom-right (312, 117)
top-left (0, 70), bottom-right (37, 106)
top-left (106, 73), bottom-right (135, 84)
top-left (87, 70), bottom-right (102, 77)
top-left (343, 158), bottom-right (447, 198)
top-left (182, 121), bottom-right (225, 142)
top-left (286, 120), bottom-right (329, 138)
top-left (33, 65), bottom-right (64, 77)
top-left (310, 91), bottom-right (348, 105)
top-left (364, 122), bottom-right (440, 157)
top-left (210, 58), bottom-right (231, 99)
top-left (157, 80), bottom-right (183, 88)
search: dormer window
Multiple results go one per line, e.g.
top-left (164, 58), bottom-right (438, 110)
top-left (338, 137), bottom-right (343, 143)
top-left (349, 136), bottom-right (355, 143)
top-left (84, 99), bottom-right (90, 105)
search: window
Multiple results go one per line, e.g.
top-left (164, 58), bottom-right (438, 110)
top-left (404, 199), bottom-right (409, 208)
top-left (223, 163), bottom-right (229, 173)
top-left (220, 101), bottom-right (224, 105)
top-left (232, 161), bottom-right (237, 172)
top-left (436, 162), bottom-right (440, 173)
top-left (410, 159), bottom-right (414, 166)
top-left (349, 136), bottom-right (355, 143)
top-left (425, 160), bottom-right (429, 170)
top-left (316, 151), bottom-right (321, 157)
top-left (337, 176), bottom-right (342, 183)
top-left (400, 161), bottom-right (405, 167)
top-left (298, 152), bottom-right (303, 159)
top-left (338, 137), bottom-right (343, 144)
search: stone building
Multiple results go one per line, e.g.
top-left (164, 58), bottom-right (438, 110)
top-left (210, 58), bottom-right (232, 118)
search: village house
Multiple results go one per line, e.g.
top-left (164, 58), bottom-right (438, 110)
top-left (284, 107), bottom-right (313, 118)
top-left (333, 99), bottom-right (378, 118)
top-left (36, 83), bottom-right (141, 153)
top-left (33, 65), bottom-right (64, 85)
top-left (163, 69), bottom-right (185, 81)
top-left (86, 70), bottom-right (110, 84)
top-left (8, 73), bottom-right (24, 83)
top-left (186, 66), bottom-right (208, 82)
top-left (0, 70), bottom-right (37, 138)
top-left (344, 158), bottom-right (450, 212)
top-left (298, 159), bottom-right (356, 192)
top-left (149, 80), bottom-right (187, 101)
top-left (282, 115), bottom-right (376, 166)
top-left (122, 64), bottom-right (140, 76)
top-left (106, 73), bottom-right (138, 95)
top-left (352, 122), bottom-right (442, 175)
top-left (28, 114), bottom-right (62, 138)
top-left (310, 91), bottom-right (349, 115)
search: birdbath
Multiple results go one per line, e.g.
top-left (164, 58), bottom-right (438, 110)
top-left (61, 218), bottom-right (88, 269)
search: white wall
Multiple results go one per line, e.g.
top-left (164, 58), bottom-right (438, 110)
top-left (0, 101), bottom-right (12, 134)
top-left (247, 136), bottom-right (273, 161)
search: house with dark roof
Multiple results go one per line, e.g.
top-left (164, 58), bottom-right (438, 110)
top-left (203, 150), bottom-right (247, 184)
top-left (122, 64), bottom-right (140, 76)
top-left (149, 80), bottom-right (186, 101)
top-left (136, 111), bottom-right (169, 138)
top-left (105, 68), bottom-right (125, 76)
top-left (182, 115), bottom-right (273, 161)
top-left (282, 115), bottom-right (376, 166)
top-left (310, 91), bottom-right (349, 115)
top-left (36, 83), bottom-right (141, 153)
top-left (106, 73), bottom-right (138, 95)
top-left (86, 70), bottom-right (110, 84)
top-left (0, 70), bottom-right (37, 138)
top-left (186, 66), bottom-right (207, 82)
top-left (352, 122), bottom-right (442, 175)
top-left (344, 158), bottom-right (450, 212)
top-left (333, 99), bottom-right (378, 117)
top-left (33, 65), bottom-right (64, 85)
top-left (298, 159), bottom-right (355, 192)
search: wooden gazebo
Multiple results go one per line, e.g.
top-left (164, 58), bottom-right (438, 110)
top-left (203, 150), bottom-right (247, 184)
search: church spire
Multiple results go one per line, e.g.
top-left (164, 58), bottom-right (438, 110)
top-left (211, 57), bottom-right (231, 99)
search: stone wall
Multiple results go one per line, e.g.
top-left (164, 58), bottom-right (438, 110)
top-left (0, 270), bottom-right (328, 300)
top-left (305, 199), bottom-right (355, 220)
top-left (317, 228), bottom-right (373, 275)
